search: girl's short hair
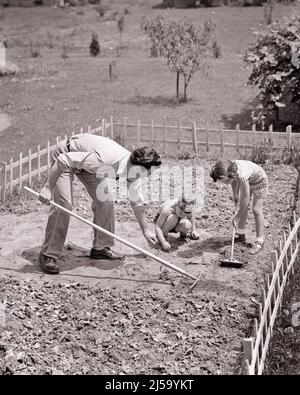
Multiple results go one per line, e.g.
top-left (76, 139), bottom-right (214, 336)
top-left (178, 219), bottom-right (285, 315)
top-left (210, 160), bottom-right (227, 182)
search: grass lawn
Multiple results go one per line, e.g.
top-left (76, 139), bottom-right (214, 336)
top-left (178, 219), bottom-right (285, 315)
top-left (0, 2), bottom-right (299, 162)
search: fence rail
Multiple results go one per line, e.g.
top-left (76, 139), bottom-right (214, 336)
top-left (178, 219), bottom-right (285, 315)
top-left (0, 119), bottom-right (111, 202)
top-left (242, 211), bottom-right (300, 375)
top-left (1, 117), bottom-right (300, 202)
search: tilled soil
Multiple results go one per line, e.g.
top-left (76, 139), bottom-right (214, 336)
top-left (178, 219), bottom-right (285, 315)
top-left (0, 159), bottom-right (298, 375)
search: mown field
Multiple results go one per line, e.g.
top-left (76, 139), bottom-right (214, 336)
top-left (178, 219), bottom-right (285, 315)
top-left (0, 2), bottom-right (299, 162)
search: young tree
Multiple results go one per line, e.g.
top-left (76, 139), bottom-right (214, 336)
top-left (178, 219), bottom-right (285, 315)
top-left (263, 0), bottom-right (276, 26)
top-left (244, 15), bottom-right (300, 122)
top-left (140, 16), bottom-right (167, 58)
top-left (117, 15), bottom-right (125, 47)
top-left (90, 32), bottom-right (100, 57)
top-left (141, 16), bottom-right (215, 101)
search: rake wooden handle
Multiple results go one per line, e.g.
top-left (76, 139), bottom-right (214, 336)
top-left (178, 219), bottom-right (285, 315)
top-left (230, 227), bottom-right (236, 260)
top-left (24, 186), bottom-right (198, 282)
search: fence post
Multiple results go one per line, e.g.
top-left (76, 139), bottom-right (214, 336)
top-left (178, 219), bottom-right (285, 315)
top-left (163, 117), bottom-right (167, 154)
top-left (236, 124), bottom-right (240, 151)
top-left (37, 145), bottom-right (41, 181)
top-left (28, 149), bottom-right (32, 186)
top-left (104, 119), bottom-right (107, 137)
top-left (177, 119), bottom-right (181, 153)
top-left (9, 157), bottom-right (13, 193)
top-left (242, 338), bottom-right (254, 375)
top-left (252, 124), bottom-right (256, 144)
top-left (266, 274), bottom-right (272, 324)
top-left (1, 162), bottom-right (7, 203)
top-left (137, 118), bottom-right (141, 146)
top-left (19, 152), bottom-right (23, 191)
top-left (47, 141), bottom-right (51, 175)
top-left (279, 239), bottom-right (285, 282)
top-left (206, 121), bottom-right (209, 152)
top-left (110, 116), bottom-right (114, 140)
top-left (101, 119), bottom-right (105, 137)
top-left (123, 117), bottom-right (127, 144)
top-left (271, 249), bottom-right (280, 306)
top-left (192, 121), bottom-right (198, 155)
top-left (150, 119), bottom-right (154, 147)
top-left (293, 212), bottom-right (298, 246)
top-left (80, 127), bottom-right (84, 134)
top-left (220, 123), bottom-right (224, 153)
top-left (286, 125), bottom-right (292, 149)
top-left (268, 124), bottom-right (273, 144)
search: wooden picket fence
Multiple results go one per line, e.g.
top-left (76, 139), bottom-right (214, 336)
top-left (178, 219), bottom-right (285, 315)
top-left (242, 212), bottom-right (300, 375)
top-left (110, 117), bottom-right (300, 154)
top-left (1, 116), bottom-right (300, 203)
top-left (0, 118), bottom-right (111, 203)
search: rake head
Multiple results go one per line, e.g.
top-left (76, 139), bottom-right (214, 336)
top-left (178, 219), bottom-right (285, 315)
top-left (219, 257), bottom-right (244, 268)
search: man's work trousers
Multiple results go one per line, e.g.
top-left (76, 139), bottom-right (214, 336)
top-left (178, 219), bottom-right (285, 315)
top-left (41, 171), bottom-right (115, 259)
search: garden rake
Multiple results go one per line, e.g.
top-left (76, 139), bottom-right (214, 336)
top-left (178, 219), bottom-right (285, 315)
top-left (24, 186), bottom-right (202, 291)
top-left (219, 227), bottom-right (244, 268)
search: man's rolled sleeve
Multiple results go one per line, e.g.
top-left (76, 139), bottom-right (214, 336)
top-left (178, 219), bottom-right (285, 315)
top-left (128, 178), bottom-right (146, 208)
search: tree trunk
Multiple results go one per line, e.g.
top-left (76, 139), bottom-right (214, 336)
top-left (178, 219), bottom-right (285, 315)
top-left (176, 72), bottom-right (180, 99)
top-left (183, 75), bottom-right (188, 102)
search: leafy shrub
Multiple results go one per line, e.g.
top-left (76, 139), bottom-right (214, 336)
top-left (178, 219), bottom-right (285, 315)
top-left (89, 32), bottom-right (100, 57)
top-left (239, 137), bottom-right (300, 167)
top-left (244, 15), bottom-right (300, 122)
top-left (238, 138), bottom-right (275, 164)
top-left (30, 41), bottom-right (41, 58)
top-left (45, 31), bottom-right (55, 49)
top-left (212, 40), bottom-right (222, 58)
top-left (94, 4), bottom-right (110, 18)
top-left (61, 40), bottom-right (70, 59)
top-left (117, 15), bottom-right (125, 34)
top-left (199, 0), bottom-right (225, 6)
top-left (281, 141), bottom-right (300, 168)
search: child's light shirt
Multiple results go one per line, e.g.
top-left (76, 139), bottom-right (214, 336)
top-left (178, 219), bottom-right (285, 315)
top-left (228, 160), bottom-right (268, 191)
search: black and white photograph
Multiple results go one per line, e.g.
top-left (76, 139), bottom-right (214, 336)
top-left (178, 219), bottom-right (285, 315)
top-left (0, 0), bottom-right (300, 378)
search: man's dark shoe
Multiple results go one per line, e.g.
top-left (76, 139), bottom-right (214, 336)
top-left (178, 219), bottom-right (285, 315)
top-left (235, 233), bottom-right (246, 243)
top-left (90, 247), bottom-right (125, 260)
top-left (39, 252), bottom-right (60, 274)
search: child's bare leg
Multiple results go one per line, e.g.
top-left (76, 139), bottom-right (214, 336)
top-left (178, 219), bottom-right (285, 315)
top-left (162, 214), bottom-right (179, 237)
top-left (253, 195), bottom-right (264, 241)
top-left (236, 206), bottom-right (249, 233)
top-left (235, 191), bottom-right (251, 241)
top-left (249, 193), bottom-right (265, 255)
top-left (175, 219), bottom-right (192, 236)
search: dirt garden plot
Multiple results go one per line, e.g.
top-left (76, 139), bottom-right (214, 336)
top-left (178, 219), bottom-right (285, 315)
top-left (0, 158), bottom-right (297, 375)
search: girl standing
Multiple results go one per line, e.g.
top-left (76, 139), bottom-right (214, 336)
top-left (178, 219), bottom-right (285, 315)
top-left (210, 160), bottom-right (268, 255)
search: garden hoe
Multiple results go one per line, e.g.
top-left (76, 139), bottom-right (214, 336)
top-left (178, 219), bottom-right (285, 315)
top-left (24, 186), bottom-right (202, 291)
top-left (219, 227), bottom-right (244, 268)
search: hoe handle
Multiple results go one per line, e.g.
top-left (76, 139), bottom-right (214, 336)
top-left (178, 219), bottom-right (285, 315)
top-left (24, 186), bottom-right (198, 281)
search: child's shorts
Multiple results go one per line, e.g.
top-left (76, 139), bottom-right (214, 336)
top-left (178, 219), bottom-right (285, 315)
top-left (153, 212), bottom-right (178, 233)
top-left (250, 178), bottom-right (268, 199)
